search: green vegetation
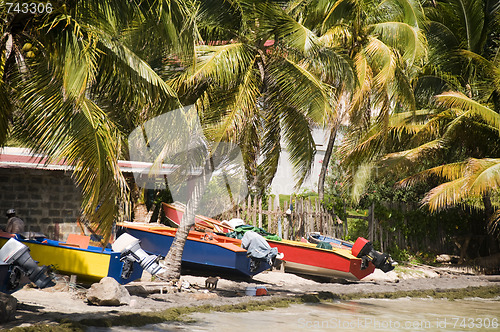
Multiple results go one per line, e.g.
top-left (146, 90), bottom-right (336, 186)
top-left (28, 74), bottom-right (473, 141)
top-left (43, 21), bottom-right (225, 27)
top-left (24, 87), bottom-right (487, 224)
top-left (1, 0), bottom-right (499, 277)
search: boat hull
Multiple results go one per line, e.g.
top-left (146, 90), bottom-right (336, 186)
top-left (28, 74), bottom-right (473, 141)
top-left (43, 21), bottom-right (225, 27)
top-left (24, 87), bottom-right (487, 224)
top-left (160, 203), bottom-right (375, 280)
top-left (163, 203), bottom-right (231, 233)
top-left (266, 239), bottom-right (374, 280)
top-left (117, 223), bottom-right (270, 277)
top-left (0, 262), bottom-right (11, 293)
top-left (0, 233), bottom-right (143, 284)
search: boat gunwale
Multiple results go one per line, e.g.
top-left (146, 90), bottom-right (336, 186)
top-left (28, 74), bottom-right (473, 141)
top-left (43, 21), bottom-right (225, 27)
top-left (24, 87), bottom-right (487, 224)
top-left (117, 223), bottom-right (245, 251)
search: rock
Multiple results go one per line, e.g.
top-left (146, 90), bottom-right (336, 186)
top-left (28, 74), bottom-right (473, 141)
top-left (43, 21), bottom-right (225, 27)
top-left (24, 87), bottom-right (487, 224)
top-left (0, 292), bottom-right (17, 323)
top-left (436, 254), bottom-right (459, 263)
top-left (86, 277), bottom-right (131, 306)
top-left (363, 269), bottom-right (400, 283)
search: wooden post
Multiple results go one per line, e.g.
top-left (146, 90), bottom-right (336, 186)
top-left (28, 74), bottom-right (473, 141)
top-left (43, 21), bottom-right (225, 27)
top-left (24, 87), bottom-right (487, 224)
top-left (258, 196), bottom-right (263, 229)
top-left (283, 200), bottom-right (289, 239)
top-left (379, 222), bottom-right (384, 252)
top-left (251, 196), bottom-right (256, 226)
top-left (268, 196), bottom-right (273, 232)
top-left (247, 196), bottom-right (251, 225)
top-left (369, 202), bottom-right (375, 243)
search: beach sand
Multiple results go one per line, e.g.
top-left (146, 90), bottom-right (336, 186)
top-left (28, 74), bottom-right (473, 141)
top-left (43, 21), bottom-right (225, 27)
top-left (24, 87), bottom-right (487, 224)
top-left (2, 265), bottom-right (499, 330)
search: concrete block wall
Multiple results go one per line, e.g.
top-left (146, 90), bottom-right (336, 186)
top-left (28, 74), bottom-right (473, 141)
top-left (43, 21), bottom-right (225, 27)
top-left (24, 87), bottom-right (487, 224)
top-left (0, 168), bottom-right (82, 241)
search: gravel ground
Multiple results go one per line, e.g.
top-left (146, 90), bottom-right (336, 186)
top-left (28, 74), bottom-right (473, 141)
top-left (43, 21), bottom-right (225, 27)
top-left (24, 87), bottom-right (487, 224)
top-left (3, 265), bottom-right (498, 330)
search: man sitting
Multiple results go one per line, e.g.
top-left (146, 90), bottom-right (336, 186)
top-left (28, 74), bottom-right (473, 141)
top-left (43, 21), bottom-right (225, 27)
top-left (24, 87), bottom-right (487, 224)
top-left (5, 209), bottom-right (25, 234)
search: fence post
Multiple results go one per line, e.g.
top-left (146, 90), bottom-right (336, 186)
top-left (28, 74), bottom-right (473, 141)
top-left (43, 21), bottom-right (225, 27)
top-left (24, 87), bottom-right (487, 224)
top-left (267, 195), bottom-right (273, 232)
top-left (276, 195), bottom-right (283, 238)
top-left (283, 200), bottom-right (289, 240)
top-left (252, 196), bottom-right (257, 226)
top-left (369, 202), bottom-right (375, 243)
top-left (258, 196), bottom-right (262, 229)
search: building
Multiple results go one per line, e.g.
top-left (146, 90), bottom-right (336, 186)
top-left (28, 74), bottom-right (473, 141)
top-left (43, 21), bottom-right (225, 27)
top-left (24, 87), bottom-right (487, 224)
top-left (269, 128), bottom-right (331, 196)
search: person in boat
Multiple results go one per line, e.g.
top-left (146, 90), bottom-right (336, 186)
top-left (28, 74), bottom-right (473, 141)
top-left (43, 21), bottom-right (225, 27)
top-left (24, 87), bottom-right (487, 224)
top-left (5, 209), bottom-right (25, 234)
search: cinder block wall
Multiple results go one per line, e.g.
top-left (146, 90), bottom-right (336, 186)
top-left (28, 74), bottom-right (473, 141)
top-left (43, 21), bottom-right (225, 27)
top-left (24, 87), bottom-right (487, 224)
top-left (0, 168), bottom-right (82, 240)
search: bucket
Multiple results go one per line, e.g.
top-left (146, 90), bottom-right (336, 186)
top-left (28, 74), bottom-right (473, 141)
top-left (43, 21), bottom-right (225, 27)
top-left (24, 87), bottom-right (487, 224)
top-left (245, 286), bottom-right (268, 296)
top-left (245, 286), bottom-right (257, 296)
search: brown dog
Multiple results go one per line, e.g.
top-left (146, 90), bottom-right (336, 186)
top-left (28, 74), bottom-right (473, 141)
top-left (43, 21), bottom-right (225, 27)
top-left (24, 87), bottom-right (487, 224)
top-left (205, 276), bottom-right (220, 290)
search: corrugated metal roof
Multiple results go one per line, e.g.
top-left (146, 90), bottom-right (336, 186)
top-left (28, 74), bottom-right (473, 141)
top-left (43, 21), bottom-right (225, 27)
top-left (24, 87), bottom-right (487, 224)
top-left (0, 147), bottom-right (179, 174)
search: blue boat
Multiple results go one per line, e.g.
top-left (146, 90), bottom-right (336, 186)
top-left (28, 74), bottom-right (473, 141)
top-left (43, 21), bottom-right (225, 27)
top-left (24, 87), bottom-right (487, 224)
top-left (117, 223), bottom-right (272, 277)
top-left (0, 232), bottom-right (164, 285)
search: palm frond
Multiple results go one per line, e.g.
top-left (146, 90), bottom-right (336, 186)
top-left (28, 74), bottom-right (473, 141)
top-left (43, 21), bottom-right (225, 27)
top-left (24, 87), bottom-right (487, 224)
top-left (371, 21), bottom-right (426, 65)
top-left (464, 158), bottom-right (500, 195)
top-left (435, 91), bottom-right (500, 130)
top-left (204, 64), bottom-right (261, 143)
top-left (422, 177), bottom-right (468, 212)
top-left (185, 43), bottom-right (255, 89)
top-left (398, 160), bottom-right (468, 188)
top-left (266, 57), bottom-right (332, 123)
top-left (363, 37), bottom-right (397, 91)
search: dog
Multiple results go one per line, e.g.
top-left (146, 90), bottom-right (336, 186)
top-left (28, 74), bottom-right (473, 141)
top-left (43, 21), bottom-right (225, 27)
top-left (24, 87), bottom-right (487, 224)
top-left (205, 276), bottom-right (220, 290)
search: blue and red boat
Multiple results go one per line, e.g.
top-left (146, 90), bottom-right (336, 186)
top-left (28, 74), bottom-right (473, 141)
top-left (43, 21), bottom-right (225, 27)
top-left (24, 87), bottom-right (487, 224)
top-left (116, 222), bottom-right (272, 277)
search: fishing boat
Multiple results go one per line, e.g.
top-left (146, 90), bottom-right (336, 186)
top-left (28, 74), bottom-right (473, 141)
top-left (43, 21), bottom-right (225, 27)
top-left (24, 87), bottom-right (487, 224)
top-left (116, 222), bottom-right (273, 277)
top-left (0, 231), bottom-right (162, 285)
top-left (162, 202), bottom-right (395, 280)
top-left (306, 232), bottom-right (354, 250)
top-left (163, 202), bottom-right (232, 233)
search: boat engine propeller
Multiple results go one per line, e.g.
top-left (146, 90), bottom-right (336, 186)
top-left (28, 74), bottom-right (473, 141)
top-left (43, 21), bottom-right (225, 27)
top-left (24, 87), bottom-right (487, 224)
top-left (352, 237), bottom-right (397, 273)
top-left (0, 238), bottom-right (55, 291)
top-left (112, 233), bottom-right (165, 278)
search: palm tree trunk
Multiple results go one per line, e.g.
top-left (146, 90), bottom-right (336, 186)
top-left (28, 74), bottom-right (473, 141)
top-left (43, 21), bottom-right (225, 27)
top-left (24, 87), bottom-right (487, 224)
top-left (160, 161), bottom-right (213, 281)
top-left (318, 125), bottom-right (338, 202)
top-left (482, 192), bottom-right (499, 255)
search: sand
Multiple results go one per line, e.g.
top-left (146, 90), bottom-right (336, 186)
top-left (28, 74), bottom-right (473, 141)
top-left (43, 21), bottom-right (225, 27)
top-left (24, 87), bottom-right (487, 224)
top-left (2, 265), bottom-right (499, 330)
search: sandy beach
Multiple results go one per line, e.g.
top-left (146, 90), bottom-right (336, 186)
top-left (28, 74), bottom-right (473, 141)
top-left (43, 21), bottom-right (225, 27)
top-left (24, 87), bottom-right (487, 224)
top-left (2, 264), bottom-right (499, 331)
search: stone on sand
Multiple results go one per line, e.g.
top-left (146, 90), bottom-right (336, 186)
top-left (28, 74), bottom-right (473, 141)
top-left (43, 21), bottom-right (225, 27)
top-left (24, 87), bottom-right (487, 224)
top-left (0, 292), bottom-right (17, 323)
top-left (86, 277), bottom-right (131, 306)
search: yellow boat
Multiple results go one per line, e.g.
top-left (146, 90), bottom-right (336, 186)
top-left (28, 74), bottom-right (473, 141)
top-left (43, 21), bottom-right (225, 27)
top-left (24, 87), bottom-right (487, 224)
top-left (0, 232), bottom-right (144, 284)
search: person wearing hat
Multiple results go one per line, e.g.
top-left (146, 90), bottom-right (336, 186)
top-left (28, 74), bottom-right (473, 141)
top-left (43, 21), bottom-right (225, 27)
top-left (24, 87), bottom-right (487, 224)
top-left (5, 209), bottom-right (25, 234)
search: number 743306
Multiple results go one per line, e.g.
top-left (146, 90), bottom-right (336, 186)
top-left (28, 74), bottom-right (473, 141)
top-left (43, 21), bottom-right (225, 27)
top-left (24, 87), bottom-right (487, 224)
top-left (6, 2), bottom-right (53, 14)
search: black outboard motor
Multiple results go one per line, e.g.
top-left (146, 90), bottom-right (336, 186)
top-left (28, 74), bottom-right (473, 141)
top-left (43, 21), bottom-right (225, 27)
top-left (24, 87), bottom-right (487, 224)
top-left (0, 238), bottom-right (55, 292)
top-left (352, 237), bottom-right (397, 272)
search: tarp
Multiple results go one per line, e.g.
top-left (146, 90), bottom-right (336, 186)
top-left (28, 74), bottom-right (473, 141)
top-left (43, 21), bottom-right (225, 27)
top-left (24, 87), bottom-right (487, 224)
top-left (226, 225), bottom-right (282, 241)
top-left (241, 231), bottom-right (279, 266)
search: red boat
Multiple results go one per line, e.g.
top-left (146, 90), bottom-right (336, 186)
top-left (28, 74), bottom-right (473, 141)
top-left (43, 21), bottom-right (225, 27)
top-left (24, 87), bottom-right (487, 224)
top-left (163, 202), bottom-right (232, 233)
top-left (161, 202), bottom-right (387, 281)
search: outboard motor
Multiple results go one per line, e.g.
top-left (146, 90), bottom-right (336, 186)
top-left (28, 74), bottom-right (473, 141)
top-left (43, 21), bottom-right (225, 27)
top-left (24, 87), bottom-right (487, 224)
top-left (352, 237), bottom-right (397, 273)
top-left (0, 238), bottom-right (55, 291)
top-left (112, 233), bottom-right (165, 277)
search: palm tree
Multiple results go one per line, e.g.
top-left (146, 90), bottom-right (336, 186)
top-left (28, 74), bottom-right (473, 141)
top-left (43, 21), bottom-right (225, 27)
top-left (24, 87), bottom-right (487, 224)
top-left (397, 92), bottom-right (500, 234)
top-left (169, 0), bottom-right (353, 195)
top-left (0, 0), bottom-right (193, 241)
top-left (337, 0), bottom-right (500, 250)
top-left (302, 0), bottom-right (429, 202)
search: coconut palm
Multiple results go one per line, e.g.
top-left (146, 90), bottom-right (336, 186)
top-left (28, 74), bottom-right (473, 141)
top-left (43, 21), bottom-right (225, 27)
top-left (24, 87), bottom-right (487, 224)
top-left (0, 0), bottom-right (193, 240)
top-left (340, 0), bottom-right (499, 195)
top-left (298, 0), bottom-right (429, 202)
top-left (169, 0), bottom-right (355, 195)
top-left (395, 92), bottom-right (500, 234)
top-left (152, 0), bottom-right (352, 281)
